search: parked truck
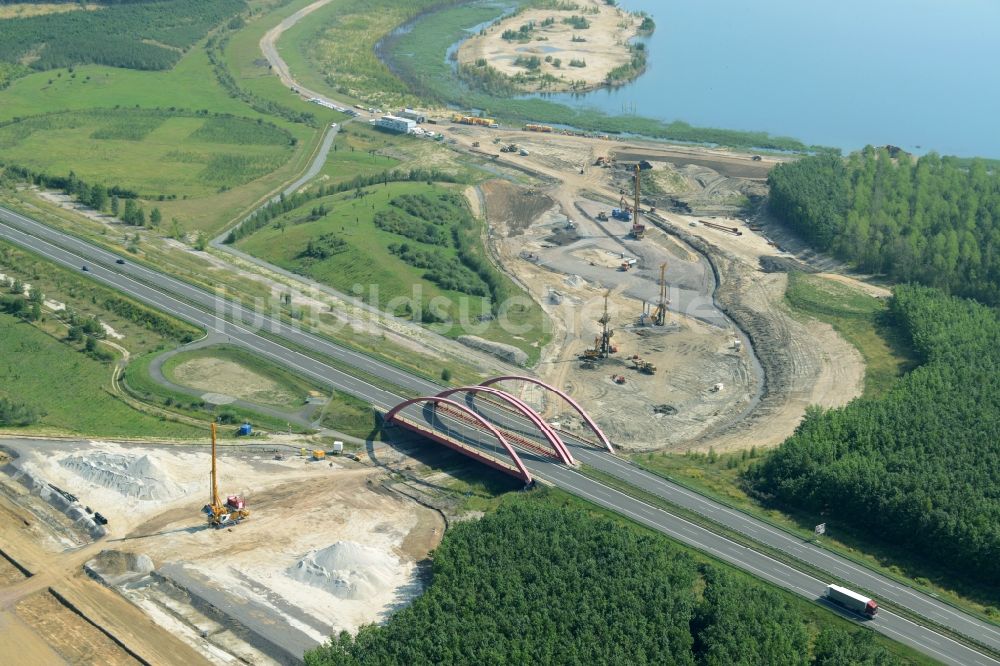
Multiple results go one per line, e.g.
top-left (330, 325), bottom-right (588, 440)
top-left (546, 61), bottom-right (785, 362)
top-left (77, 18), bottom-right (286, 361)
top-left (825, 584), bottom-right (878, 618)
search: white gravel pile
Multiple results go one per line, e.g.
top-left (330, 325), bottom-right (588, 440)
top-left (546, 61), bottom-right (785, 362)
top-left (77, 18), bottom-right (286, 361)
top-left (288, 541), bottom-right (401, 601)
top-left (59, 451), bottom-right (184, 501)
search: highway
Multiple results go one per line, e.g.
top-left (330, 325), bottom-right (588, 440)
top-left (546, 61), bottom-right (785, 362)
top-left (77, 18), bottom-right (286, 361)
top-left (1, 205), bottom-right (997, 665)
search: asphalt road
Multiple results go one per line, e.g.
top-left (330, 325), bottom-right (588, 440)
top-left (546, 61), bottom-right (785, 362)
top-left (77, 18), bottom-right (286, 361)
top-left (1, 206), bottom-right (997, 665)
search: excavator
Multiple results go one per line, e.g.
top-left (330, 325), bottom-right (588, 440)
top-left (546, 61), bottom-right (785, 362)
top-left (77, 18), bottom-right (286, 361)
top-left (203, 423), bottom-right (250, 529)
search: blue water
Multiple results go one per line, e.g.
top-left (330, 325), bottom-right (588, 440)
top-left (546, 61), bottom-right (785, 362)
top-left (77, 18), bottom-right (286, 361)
top-left (532, 0), bottom-right (1000, 158)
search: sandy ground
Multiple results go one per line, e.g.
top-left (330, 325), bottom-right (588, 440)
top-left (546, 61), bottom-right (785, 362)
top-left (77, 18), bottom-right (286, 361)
top-left (463, 125), bottom-right (865, 452)
top-left (170, 356), bottom-right (300, 407)
top-left (458, 0), bottom-right (642, 92)
top-left (0, 3), bottom-right (98, 19)
top-left (0, 439), bottom-right (445, 663)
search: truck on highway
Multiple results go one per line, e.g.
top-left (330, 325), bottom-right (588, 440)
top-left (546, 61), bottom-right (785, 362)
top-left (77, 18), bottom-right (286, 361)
top-left (826, 584), bottom-right (879, 618)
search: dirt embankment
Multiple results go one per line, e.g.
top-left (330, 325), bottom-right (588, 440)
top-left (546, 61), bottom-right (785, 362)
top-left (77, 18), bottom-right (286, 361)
top-left (458, 0), bottom-right (644, 93)
top-left (656, 222), bottom-right (865, 452)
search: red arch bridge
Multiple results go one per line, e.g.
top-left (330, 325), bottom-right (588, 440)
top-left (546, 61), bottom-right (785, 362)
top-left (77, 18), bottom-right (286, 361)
top-left (383, 376), bottom-right (613, 484)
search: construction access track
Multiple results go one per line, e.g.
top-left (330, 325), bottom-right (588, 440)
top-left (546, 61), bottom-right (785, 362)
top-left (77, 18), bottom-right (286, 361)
top-left (0, 206), bottom-right (999, 666)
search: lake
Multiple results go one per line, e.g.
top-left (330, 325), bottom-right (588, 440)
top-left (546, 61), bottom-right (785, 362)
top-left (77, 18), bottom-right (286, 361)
top-left (529, 0), bottom-right (1000, 158)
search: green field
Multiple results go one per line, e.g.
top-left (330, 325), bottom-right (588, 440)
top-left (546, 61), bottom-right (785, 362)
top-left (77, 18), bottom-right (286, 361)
top-left (0, 0), bottom-right (338, 234)
top-left (784, 272), bottom-right (916, 398)
top-left (279, 0), bottom-right (427, 109)
top-left (0, 109), bottom-right (295, 199)
top-left (0, 313), bottom-right (201, 438)
top-left (235, 181), bottom-right (549, 361)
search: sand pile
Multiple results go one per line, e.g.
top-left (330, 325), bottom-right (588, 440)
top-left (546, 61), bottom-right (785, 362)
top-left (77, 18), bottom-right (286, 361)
top-left (59, 452), bottom-right (183, 501)
top-left (288, 541), bottom-right (401, 601)
top-left (90, 550), bottom-right (154, 576)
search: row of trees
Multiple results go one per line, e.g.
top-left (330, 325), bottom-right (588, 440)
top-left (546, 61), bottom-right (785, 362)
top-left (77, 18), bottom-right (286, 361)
top-left (225, 169), bottom-right (466, 243)
top-left (748, 286), bottom-right (1000, 588)
top-left (0, 0), bottom-right (246, 71)
top-left (768, 147), bottom-right (1000, 304)
top-left (30, 169), bottom-right (160, 226)
top-left (307, 498), bottom-right (902, 665)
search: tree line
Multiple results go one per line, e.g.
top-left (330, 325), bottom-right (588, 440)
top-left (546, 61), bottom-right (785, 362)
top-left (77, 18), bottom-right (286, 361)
top-left (307, 498), bottom-right (903, 665)
top-left (748, 285), bottom-right (1000, 590)
top-left (768, 147), bottom-right (1000, 304)
top-left (2, 165), bottom-right (159, 226)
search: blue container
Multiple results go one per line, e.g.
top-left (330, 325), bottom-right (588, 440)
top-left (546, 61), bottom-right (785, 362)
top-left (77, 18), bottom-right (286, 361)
top-left (238, 423), bottom-right (252, 436)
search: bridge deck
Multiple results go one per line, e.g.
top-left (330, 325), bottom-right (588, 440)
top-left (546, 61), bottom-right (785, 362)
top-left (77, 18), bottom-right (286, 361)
top-left (390, 414), bottom-right (532, 484)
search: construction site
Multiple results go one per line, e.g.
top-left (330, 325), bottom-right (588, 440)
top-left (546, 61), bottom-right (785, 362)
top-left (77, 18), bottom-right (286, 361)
top-left (0, 431), bottom-right (449, 665)
top-left (0, 127), bottom-right (874, 664)
top-left (462, 125), bottom-right (867, 452)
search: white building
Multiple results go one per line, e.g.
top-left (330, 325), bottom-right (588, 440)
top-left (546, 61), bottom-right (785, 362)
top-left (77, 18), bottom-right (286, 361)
top-left (372, 115), bottom-right (417, 134)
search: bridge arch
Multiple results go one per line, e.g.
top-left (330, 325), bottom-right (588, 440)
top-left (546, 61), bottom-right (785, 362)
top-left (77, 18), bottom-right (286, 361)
top-left (385, 396), bottom-right (532, 483)
top-left (436, 386), bottom-right (574, 465)
top-left (479, 376), bottom-right (614, 453)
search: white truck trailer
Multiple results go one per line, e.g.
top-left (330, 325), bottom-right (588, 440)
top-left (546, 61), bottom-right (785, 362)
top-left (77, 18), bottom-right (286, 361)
top-left (826, 584), bottom-right (879, 618)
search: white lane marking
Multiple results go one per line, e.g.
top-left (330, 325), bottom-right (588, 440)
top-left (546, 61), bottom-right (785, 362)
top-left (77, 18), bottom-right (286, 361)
top-left (0, 208), bottom-right (431, 390)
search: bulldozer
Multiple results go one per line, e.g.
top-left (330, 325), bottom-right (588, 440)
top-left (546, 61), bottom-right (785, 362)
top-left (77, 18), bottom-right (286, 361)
top-left (203, 423), bottom-right (250, 529)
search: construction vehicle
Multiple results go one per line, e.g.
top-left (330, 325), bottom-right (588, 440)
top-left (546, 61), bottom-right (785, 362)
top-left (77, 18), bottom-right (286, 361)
top-left (612, 374), bottom-right (626, 385)
top-left (631, 356), bottom-right (657, 374)
top-left (620, 257), bottom-right (636, 271)
top-left (471, 141), bottom-right (480, 148)
top-left (597, 211), bottom-right (609, 221)
top-left (500, 143), bottom-right (519, 153)
top-left (524, 124), bottom-right (554, 133)
top-left (203, 423), bottom-right (250, 529)
top-left (580, 293), bottom-right (618, 361)
top-left (312, 449), bottom-right (326, 460)
top-left (825, 585), bottom-right (879, 618)
top-left (652, 262), bottom-right (669, 326)
top-left (630, 164), bottom-right (646, 239)
top-left (611, 207), bottom-right (632, 221)
top-left (597, 291), bottom-right (615, 357)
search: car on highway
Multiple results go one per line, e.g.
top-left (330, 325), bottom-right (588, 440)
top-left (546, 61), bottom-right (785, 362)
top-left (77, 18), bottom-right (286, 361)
top-left (116, 258), bottom-right (126, 265)
top-left (81, 265), bottom-right (88, 271)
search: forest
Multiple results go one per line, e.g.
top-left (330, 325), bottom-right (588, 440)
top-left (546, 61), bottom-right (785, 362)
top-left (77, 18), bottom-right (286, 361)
top-left (0, 0), bottom-right (245, 71)
top-left (307, 498), bottom-right (903, 665)
top-left (768, 147), bottom-right (1000, 304)
top-left (748, 285), bottom-right (1000, 590)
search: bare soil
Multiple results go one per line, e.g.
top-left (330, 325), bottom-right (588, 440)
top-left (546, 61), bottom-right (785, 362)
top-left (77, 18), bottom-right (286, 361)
top-left (469, 125), bottom-right (864, 452)
top-left (170, 356), bottom-right (300, 407)
top-left (15, 590), bottom-right (140, 665)
top-left (458, 0), bottom-right (642, 93)
top-left (0, 439), bottom-right (445, 662)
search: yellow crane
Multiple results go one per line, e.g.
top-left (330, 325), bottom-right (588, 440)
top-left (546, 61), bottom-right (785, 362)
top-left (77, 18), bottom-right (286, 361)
top-left (203, 423), bottom-right (250, 529)
top-left (653, 262), bottom-right (669, 326)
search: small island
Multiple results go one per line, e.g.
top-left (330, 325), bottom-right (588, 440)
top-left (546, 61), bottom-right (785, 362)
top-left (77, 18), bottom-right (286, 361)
top-left (456, 0), bottom-right (654, 94)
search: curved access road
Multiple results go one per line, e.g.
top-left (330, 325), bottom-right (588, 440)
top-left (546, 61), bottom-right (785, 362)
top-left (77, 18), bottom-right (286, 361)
top-left (0, 206), bottom-right (997, 666)
top-left (260, 0), bottom-right (372, 120)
